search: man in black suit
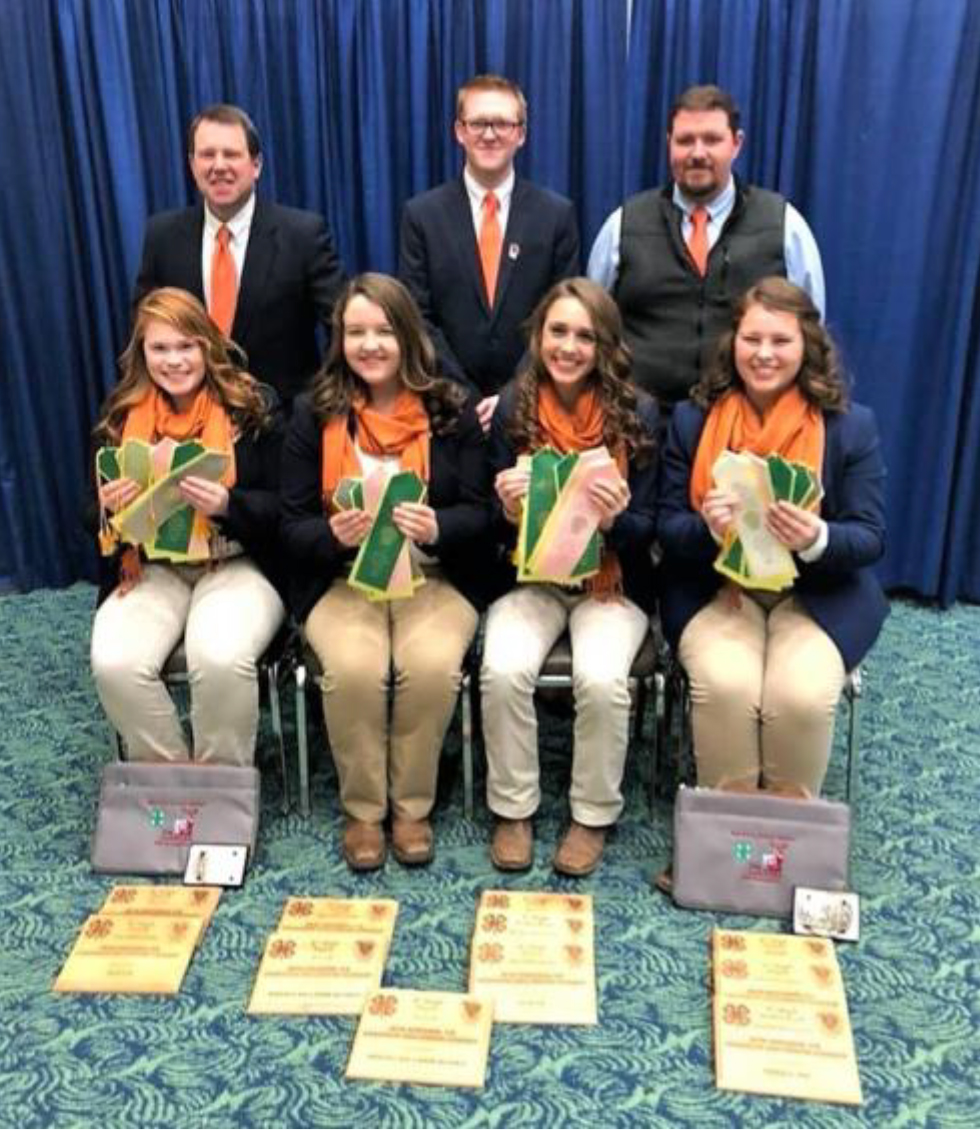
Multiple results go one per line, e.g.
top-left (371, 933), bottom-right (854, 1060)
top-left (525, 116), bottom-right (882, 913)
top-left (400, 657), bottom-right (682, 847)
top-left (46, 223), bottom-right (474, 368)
top-left (399, 75), bottom-right (580, 430)
top-left (134, 104), bottom-right (346, 407)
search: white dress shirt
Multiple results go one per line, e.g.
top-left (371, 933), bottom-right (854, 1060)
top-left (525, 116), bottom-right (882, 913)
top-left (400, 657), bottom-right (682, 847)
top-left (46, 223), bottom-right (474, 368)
top-left (201, 193), bottom-right (256, 308)
top-left (463, 167), bottom-right (516, 240)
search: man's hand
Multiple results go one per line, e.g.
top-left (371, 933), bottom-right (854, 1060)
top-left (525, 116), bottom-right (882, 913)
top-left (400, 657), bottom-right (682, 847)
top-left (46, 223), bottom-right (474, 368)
top-left (477, 395), bottom-right (500, 434)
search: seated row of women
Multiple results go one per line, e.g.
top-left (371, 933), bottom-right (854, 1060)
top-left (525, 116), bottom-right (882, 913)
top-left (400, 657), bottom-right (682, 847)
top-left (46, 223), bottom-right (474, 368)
top-left (90, 274), bottom-right (888, 876)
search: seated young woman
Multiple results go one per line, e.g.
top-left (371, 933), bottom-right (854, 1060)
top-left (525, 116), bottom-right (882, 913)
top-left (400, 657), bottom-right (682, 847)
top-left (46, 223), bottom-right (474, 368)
top-left (280, 273), bottom-right (493, 871)
top-left (657, 276), bottom-right (888, 798)
top-left (481, 277), bottom-right (659, 877)
top-left (90, 286), bottom-right (285, 765)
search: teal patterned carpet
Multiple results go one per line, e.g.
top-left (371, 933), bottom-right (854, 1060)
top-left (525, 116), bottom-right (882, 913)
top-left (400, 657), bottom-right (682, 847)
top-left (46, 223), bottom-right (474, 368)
top-left (0, 585), bottom-right (977, 1128)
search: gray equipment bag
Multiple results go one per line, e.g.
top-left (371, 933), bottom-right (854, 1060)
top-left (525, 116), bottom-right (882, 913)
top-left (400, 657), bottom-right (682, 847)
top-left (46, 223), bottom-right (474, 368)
top-left (91, 762), bottom-right (260, 874)
top-left (672, 785), bottom-right (851, 917)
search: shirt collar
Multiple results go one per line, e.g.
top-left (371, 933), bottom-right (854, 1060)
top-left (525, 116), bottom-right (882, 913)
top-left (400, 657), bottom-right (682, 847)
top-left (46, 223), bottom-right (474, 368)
top-left (463, 166), bottom-right (515, 210)
top-left (673, 176), bottom-right (736, 222)
top-left (204, 192), bottom-right (256, 241)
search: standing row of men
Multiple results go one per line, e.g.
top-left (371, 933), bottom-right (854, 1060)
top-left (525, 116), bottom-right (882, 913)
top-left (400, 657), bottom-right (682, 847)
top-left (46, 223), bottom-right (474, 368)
top-left (134, 77), bottom-right (823, 414)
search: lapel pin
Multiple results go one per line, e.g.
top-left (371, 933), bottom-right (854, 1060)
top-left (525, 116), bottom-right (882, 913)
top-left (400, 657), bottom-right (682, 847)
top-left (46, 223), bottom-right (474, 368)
top-left (508, 242), bottom-right (521, 261)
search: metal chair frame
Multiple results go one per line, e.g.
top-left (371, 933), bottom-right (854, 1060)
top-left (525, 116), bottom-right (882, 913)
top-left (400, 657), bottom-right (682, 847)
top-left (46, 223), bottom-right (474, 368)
top-left (111, 624), bottom-right (299, 815)
top-left (292, 638), bottom-right (481, 819)
top-left (460, 627), bottom-right (663, 819)
top-left (659, 658), bottom-right (863, 805)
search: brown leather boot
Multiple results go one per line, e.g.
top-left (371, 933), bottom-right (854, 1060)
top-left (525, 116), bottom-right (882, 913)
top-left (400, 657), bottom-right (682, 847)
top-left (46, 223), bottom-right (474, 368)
top-left (391, 818), bottom-right (434, 866)
top-left (490, 818), bottom-right (534, 871)
top-left (553, 821), bottom-right (607, 877)
top-left (342, 819), bottom-right (385, 871)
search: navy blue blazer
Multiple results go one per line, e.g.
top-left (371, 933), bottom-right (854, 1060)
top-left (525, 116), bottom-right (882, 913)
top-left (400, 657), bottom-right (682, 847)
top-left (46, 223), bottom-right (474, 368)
top-left (487, 382), bottom-right (660, 614)
top-left (398, 178), bottom-right (580, 395)
top-left (134, 198), bottom-right (346, 403)
top-left (89, 393), bottom-right (286, 606)
top-left (657, 400), bottom-right (889, 671)
top-left (280, 393), bottom-right (496, 621)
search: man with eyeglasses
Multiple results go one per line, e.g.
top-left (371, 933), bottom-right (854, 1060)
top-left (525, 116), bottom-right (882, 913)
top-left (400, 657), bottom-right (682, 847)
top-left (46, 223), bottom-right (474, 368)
top-left (588, 84), bottom-right (824, 408)
top-left (400, 74), bottom-right (580, 431)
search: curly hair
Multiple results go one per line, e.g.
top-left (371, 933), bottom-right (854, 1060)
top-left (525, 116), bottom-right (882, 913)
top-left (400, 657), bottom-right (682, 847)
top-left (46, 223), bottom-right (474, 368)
top-left (508, 278), bottom-right (654, 463)
top-left (693, 277), bottom-right (849, 413)
top-left (310, 273), bottom-right (464, 435)
top-left (93, 287), bottom-right (270, 445)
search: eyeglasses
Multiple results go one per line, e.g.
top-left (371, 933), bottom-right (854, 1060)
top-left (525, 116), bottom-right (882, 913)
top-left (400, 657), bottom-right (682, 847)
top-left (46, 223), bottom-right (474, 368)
top-left (459, 118), bottom-right (524, 138)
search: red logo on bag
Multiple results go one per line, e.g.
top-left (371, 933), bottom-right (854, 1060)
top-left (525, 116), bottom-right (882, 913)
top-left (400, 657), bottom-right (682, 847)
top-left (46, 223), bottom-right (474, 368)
top-left (145, 802), bottom-right (201, 846)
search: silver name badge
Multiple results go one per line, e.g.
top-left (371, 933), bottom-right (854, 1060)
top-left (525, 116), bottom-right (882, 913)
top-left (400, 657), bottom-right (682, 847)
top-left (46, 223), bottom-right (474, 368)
top-left (508, 242), bottom-right (520, 261)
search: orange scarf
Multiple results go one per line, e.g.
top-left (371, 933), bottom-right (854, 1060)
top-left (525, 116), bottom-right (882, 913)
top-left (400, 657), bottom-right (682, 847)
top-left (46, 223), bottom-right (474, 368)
top-left (320, 389), bottom-right (430, 505)
top-left (536, 380), bottom-right (627, 599)
top-left (689, 386), bottom-right (825, 512)
top-left (107, 387), bottom-right (237, 587)
top-left (122, 387), bottom-right (237, 483)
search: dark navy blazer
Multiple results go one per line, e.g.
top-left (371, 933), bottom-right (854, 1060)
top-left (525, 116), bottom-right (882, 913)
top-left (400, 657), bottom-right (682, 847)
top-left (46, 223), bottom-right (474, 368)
top-left (134, 199), bottom-right (346, 403)
top-left (398, 178), bottom-right (579, 395)
top-left (657, 400), bottom-right (889, 672)
top-left (280, 393), bottom-right (496, 621)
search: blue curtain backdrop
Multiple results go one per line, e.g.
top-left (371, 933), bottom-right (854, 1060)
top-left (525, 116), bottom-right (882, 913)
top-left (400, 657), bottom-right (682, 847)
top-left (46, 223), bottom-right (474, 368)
top-left (622, 0), bottom-right (980, 604)
top-left (0, 0), bottom-right (978, 602)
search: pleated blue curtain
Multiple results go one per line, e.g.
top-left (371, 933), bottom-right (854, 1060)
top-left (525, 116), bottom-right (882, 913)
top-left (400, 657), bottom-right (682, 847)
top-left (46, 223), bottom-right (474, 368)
top-left (623, 0), bottom-right (980, 602)
top-left (0, 0), bottom-right (625, 591)
top-left (1, 0), bottom-right (979, 601)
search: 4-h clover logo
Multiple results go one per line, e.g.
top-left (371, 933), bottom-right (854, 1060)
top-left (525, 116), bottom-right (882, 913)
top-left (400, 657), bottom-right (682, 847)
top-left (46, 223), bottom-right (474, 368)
top-left (732, 840), bottom-right (753, 864)
top-left (149, 808), bottom-right (166, 829)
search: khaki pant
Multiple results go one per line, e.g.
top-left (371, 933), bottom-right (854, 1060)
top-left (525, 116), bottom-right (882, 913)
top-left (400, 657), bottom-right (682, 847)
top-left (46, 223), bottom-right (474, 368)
top-left (678, 591), bottom-right (846, 793)
top-left (305, 574), bottom-right (478, 822)
top-left (91, 558), bottom-right (285, 764)
top-left (480, 584), bottom-right (649, 826)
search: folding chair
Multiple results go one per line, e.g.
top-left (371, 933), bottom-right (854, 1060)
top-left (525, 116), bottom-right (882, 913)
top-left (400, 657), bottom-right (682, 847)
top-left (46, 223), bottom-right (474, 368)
top-left (111, 623), bottom-right (298, 814)
top-left (461, 625), bottom-right (663, 818)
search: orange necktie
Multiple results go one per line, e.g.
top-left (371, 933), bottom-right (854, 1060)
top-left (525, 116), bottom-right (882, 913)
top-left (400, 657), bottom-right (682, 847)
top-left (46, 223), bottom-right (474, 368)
top-left (209, 225), bottom-right (238, 335)
top-left (479, 191), bottom-right (502, 306)
top-left (687, 206), bottom-right (709, 276)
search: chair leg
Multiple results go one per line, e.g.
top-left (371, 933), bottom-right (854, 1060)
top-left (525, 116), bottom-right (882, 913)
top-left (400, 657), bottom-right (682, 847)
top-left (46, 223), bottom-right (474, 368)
top-left (647, 673), bottom-right (661, 815)
top-left (846, 685), bottom-right (860, 809)
top-left (295, 663), bottom-right (312, 819)
top-left (630, 675), bottom-right (657, 817)
top-left (461, 673), bottom-right (474, 820)
top-left (266, 659), bottom-right (290, 816)
top-left (632, 677), bottom-right (646, 744)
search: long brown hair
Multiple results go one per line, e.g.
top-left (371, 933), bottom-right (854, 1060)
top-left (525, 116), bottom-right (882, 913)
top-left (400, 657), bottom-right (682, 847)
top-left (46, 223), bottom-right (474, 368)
top-left (509, 277), bottom-right (653, 463)
top-left (693, 277), bottom-right (849, 413)
top-left (310, 273), bottom-right (464, 434)
top-left (93, 287), bottom-right (269, 444)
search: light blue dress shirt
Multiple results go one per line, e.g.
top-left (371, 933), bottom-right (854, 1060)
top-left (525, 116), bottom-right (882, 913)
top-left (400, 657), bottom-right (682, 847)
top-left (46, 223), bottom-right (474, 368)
top-left (587, 178), bottom-right (825, 318)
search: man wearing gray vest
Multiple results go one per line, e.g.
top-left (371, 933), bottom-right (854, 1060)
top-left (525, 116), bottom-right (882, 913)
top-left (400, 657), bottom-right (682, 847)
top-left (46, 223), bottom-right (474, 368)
top-left (588, 85), bottom-right (824, 406)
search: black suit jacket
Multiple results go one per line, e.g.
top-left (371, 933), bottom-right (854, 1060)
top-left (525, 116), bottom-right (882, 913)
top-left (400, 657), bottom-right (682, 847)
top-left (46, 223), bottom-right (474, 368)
top-left (280, 392), bottom-right (496, 622)
top-left (89, 389), bottom-right (286, 606)
top-left (398, 177), bottom-right (580, 395)
top-left (134, 198), bottom-right (346, 403)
